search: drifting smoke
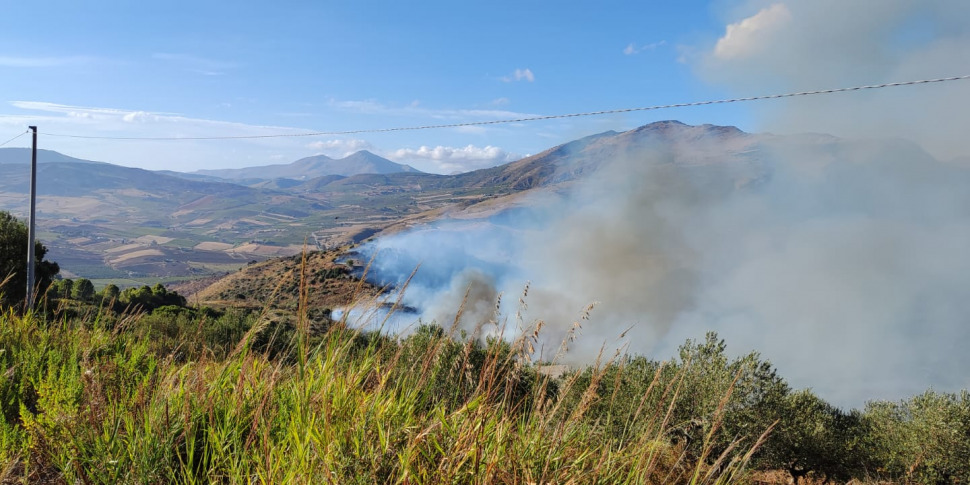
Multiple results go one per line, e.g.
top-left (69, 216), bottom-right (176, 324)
top-left (696, 0), bottom-right (970, 161)
top-left (681, 0), bottom-right (970, 406)
top-left (355, 1), bottom-right (970, 408)
top-left (357, 122), bottom-right (970, 408)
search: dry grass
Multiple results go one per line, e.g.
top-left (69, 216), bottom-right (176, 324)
top-left (0, 254), bottom-right (776, 484)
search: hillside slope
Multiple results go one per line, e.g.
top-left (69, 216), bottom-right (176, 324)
top-left (187, 249), bottom-right (380, 314)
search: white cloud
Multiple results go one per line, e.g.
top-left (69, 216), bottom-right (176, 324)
top-left (306, 138), bottom-right (373, 156)
top-left (491, 97), bottom-right (510, 106)
top-left (122, 111), bottom-right (160, 123)
top-left (623, 40), bottom-right (667, 55)
top-left (713, 4), bottom-right (792, 60)
top-left (389, 144), bottom-right (517, 173)
top-left (501, 68), bottom-right (535, 82)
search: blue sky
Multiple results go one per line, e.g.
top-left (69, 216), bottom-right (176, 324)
top-left (1, 1), bottom-right (968, 172)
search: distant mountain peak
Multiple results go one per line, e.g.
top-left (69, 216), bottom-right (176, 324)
top-left (632, 120), bottom-right (686, 132)
top-left (625, 120), bottom-right (747, 141)
top-left (193, 150), bottom-right (421, 182)
top-left (647, 119), bottom-right (686, 126)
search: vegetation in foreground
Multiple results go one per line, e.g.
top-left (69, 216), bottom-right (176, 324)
top-left (0, 292), bottom-right (966, 484)
top-left (1, 212), bottom-right (968, 484)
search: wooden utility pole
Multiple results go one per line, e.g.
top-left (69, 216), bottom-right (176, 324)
top-left (25, 126), bottom-right (37, 309)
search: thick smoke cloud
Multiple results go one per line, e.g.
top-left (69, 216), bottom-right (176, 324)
top-left (660, 135), bottom-right (970, 406)
top-left (352, 2), bottom-right (970, 408)
top-left (697, 0), bottom-right (970, 161)
top-left (357, 124), bottom-right (970, 408)
top-left (679, 0), bottom-right (970, 405)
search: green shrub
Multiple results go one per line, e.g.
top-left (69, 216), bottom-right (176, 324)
top-left (864, 390), bottom-right (970, 483)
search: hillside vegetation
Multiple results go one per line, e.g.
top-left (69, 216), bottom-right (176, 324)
top-left (187, 249), bottom-right (377, 310)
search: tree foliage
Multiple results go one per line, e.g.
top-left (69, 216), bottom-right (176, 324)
top-left (50, 278), bottom-right (73, 300)
top-left (757, 389), bottom-right (867, 483)
top-left (0, 211), bottom-right (59, 309)
top-left (864, 390), bottom-right (970, 484)
top-left (71, 278), bottom-right (95, 302)
top-left (100, 284), bottom-right (120, 302)
top-left (118, 284), bottom-right (187, 312)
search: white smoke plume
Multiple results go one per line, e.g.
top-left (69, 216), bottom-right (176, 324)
top-left (696, 0), bottom-right (970, 161)
top-left (357, 122), bottom-right (970, 408)
top-left (674, 0), bottom-right (970, 405)
top-left (352, 1), bottom-right (970, 408)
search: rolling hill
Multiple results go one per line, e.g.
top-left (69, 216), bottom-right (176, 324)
top-left (0, 148), bottom-right (329, 280)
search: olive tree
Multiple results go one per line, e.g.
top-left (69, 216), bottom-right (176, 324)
top-left (864, 391), bottom-right (970, 484)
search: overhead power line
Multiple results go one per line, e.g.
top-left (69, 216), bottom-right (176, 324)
top-left (41, 74), bottom-right (970, 141)
top-left (0, 130), bottom-right (29, 147)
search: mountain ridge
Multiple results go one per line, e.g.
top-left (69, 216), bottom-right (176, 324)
top-left (3, 120), bottom-right (939, 283)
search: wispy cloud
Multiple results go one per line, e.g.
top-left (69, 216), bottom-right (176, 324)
top-left (122, 111), bottom-right (161, 123)
top-left (0, 55), bottom-right (96, 68)
top-left (327, 97), bottom-right (539, 121)
top-left (623, 40), bottom-right (667, 55)
top-left (328, 99), bottom-right (386, 114)
top-left (2, 101), bottom-right (315, 170)
top-left (10, 101), bottom-right (179, 119)
top-left (152, 52), bottom-right (239, 75)
top-left (501, 68), bottom-right (535, 82)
